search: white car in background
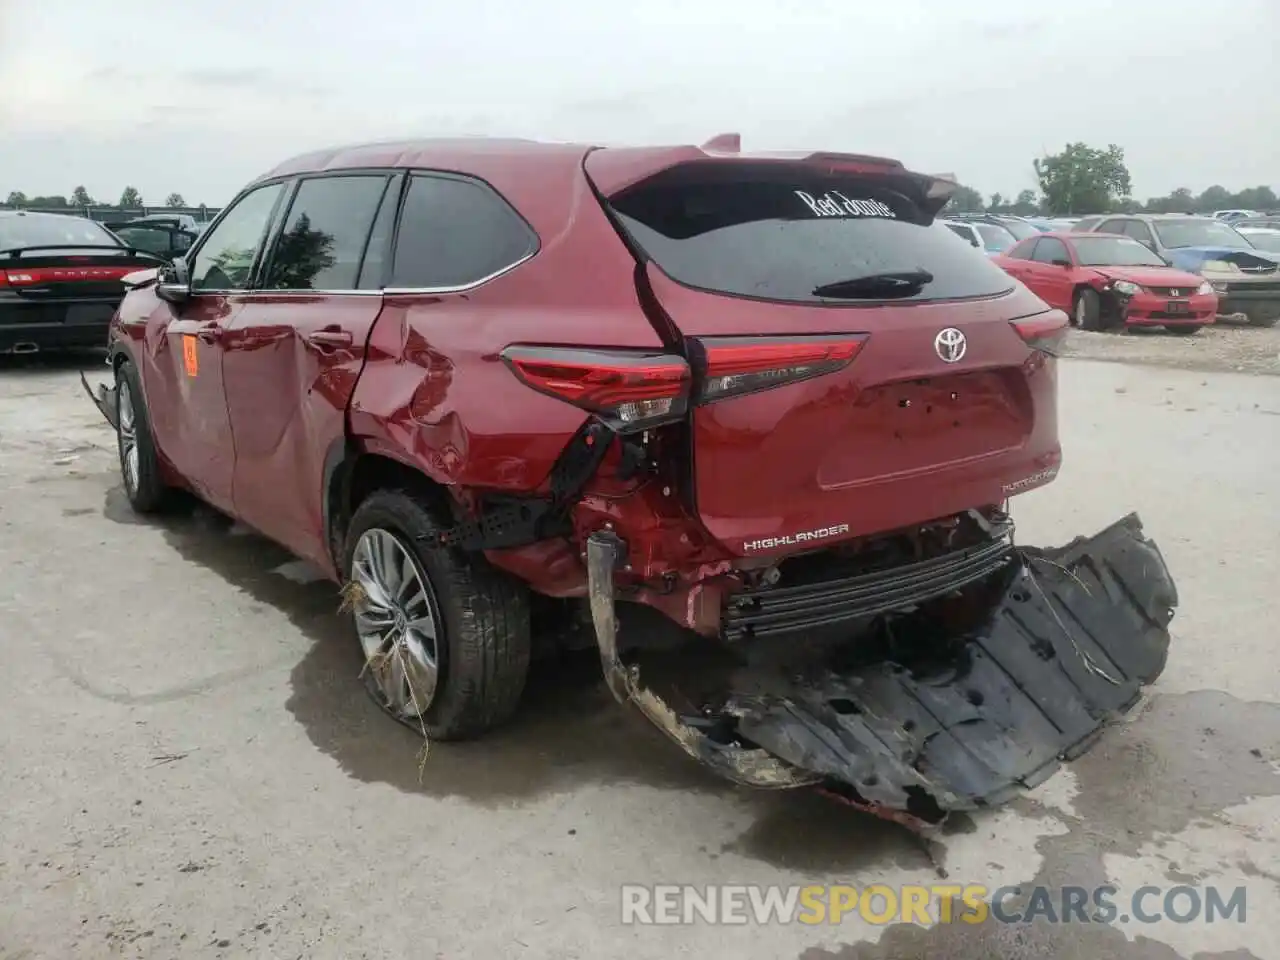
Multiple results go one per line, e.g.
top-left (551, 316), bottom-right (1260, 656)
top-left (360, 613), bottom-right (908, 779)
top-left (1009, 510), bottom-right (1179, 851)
top-left (1213, 209), bottom-right (1261, 222)
top-left (938, 218), bottom-right (1017, 257)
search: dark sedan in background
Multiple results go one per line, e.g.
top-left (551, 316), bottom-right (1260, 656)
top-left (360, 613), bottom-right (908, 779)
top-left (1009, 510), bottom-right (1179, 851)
top-left (1, 211), bottom-right (161, 354)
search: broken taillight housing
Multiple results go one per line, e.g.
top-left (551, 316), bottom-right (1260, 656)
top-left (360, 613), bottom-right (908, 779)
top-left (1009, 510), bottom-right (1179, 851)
top-left (1011, 310), bottom-right (1069, 356)
top-left (500, 345), bottom-right (690, 430)
top-left (690, 334), bottom-right (868, 404)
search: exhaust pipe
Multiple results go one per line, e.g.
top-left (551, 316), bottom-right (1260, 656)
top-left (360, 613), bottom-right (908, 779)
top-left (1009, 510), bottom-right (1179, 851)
top-left (8, 342), bottom-right (39, 355)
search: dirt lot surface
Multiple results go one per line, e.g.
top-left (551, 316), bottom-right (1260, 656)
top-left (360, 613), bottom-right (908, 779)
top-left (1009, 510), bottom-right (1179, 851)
top-left (0, 347), bottom-right (1277, 959)
top-left (1060, 322), bottom-right (1280, 376)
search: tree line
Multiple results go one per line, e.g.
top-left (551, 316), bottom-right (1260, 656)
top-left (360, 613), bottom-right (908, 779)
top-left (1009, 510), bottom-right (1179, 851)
top-left (4, 186), bottom-right (197, 209)
top-left (945, 142), bottom-right (1278, 217)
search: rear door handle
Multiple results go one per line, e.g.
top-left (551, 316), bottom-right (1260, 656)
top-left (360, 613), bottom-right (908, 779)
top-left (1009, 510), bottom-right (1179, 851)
top-left (196, 326), bottom-right (220, 344)
top-left (307, 329), bottom-right (353, 349)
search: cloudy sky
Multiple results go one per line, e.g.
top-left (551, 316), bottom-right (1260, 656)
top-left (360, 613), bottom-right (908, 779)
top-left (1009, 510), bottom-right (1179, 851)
top-left (1, 0), bottom-right (1276, 206)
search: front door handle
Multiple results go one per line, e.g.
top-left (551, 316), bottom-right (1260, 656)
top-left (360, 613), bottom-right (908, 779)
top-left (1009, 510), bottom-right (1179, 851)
top-left (307, 329), bottom-right (353, 349)
top-left (195, 326), bottom-right (220, 344)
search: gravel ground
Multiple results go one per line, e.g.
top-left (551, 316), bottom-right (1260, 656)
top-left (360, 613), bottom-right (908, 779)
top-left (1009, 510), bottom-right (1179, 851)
top-left (0, 350), bottom-right (1277, 959)
top-left (1059, 322), bottom-right (1280, 376)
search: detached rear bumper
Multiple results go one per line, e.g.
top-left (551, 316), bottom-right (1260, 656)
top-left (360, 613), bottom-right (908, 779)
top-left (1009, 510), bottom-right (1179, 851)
top-left (80, 369), bottom-right (118, 430)
top-left (586, 513), bottom-right (1176, 829)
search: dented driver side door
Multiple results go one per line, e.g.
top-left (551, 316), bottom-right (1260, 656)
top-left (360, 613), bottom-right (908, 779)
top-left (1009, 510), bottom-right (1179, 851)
top-left (144, 183), bottom-right (287, 512)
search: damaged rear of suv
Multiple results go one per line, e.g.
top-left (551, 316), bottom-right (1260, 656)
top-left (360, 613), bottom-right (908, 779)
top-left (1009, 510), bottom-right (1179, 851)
top-left (86, 135), bottom-right (1176, 830)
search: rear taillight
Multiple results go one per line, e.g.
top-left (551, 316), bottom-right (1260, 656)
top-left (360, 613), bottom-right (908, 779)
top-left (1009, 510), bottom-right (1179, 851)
top-left (501, 345), bottom-right (690, 431)
top-left (1011, 310), bottom-right (1069, 355)
top-left (1, 272), bottom-right (33, 287)
top-left (690, 335), bottom-right (867, 404)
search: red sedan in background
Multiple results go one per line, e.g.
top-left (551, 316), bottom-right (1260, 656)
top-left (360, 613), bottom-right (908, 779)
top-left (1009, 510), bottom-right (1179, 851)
top-left (993, 231), bottom-right (1217, 334)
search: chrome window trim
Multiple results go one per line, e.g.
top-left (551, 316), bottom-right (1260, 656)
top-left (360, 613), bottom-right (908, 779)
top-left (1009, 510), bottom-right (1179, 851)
top-left (383, 248), bottom-right (537, 295)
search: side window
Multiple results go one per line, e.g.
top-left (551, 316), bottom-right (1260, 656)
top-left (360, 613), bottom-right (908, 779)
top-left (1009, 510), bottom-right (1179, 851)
top-left (1124, 221), bottom-right (1156, 248)
top-left (189, 183), bottom-right (284, 291)
top-left (1009, 238), bottom-right (1039, 260)
top-left (1031, 237), bottom-right (1070, 264)
top-left (1097, 218), bottom-right (1126, 236)
top-left (262, 175), bottom-right (389, 290)
top-left (389, 174), bottom-right (538, 289)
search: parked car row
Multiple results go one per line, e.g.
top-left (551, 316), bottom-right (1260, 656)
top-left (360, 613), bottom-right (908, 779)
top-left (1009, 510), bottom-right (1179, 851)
top-left (982, 212), bottom-right (1280, 332)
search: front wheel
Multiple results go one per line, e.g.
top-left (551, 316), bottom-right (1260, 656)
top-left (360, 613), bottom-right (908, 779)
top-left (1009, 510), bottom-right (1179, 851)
top-left (1073, 288), bottom-right (1105, 331)
top-left (342, 490), bottom-right (532, 740)
top-left (115, 359), bottom-right (171, 513)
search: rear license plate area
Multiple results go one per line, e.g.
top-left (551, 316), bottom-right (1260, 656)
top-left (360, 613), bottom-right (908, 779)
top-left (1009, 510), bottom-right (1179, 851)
top-left (65, 304), bottom-right (115, 326)
top-left (1165, 300), bottom-right (1190, 314)
top-left (819, 373), bottom-right (1030, 483)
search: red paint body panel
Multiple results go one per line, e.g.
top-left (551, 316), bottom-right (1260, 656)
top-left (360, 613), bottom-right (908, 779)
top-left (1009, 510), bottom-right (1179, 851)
top-left (644, 267), bottom-right (1059, 555)
top-left (222, 294), bottom-right (381, 574)
top-left (139, 293), bottom-right (239, 510)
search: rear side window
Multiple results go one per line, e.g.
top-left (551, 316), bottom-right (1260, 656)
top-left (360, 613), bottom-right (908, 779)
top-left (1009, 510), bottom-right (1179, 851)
top-left (1031, 237), bottom-right (1070, 264)
top-left (606, 169), bottom-right (1014, 303)
top-left (1007, 238), bottom-right (1039, 260)
top-left (389, 174), bottom-right (538, 289)
top-left (262, 175), bottom-right (389, 290)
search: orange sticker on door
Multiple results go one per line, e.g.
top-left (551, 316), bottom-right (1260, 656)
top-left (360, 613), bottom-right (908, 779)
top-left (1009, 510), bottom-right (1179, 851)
top-left (182, 334), bottom-right (198, 377)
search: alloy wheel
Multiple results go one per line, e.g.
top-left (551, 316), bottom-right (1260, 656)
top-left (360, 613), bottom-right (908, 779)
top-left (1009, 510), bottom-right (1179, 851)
top-left (117, 380), bottom-right (140, 496)
top-left (350, 528), bottom-right (442, 719)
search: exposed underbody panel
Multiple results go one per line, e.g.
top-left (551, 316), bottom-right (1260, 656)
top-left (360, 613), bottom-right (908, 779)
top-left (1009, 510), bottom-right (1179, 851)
top-left (587, 513), bottom-right (1175, 831)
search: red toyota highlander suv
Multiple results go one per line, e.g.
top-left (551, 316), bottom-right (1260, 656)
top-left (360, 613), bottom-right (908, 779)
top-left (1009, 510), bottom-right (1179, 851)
top-left (86, 136), bottom-right (1176, 828)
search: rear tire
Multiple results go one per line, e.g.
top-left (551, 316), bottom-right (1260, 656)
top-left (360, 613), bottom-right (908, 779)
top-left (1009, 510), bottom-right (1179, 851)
top-left (115, 358), bottom-right (171, 513)
top-left (1073, 288), bottom-right (1104, 331)
top-left (342, 490), bottom-right (531, 740)
top-left (1164, 325), bottom-right (1203, 336)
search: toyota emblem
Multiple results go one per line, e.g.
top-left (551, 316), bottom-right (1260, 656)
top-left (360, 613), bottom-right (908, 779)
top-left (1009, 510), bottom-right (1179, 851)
top-left (1169, 289), bottom-right (1180, 297)
top-left (934, 327), bottom-right (967, 363)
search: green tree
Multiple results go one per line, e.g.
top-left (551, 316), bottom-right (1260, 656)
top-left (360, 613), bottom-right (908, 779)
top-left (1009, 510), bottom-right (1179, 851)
top-left (946, 185), bottom-right (985, 213)
top-left (1196, 185), bottom-right (1232, 212)
top-left (1010, 189), bottom-right (1039, 216)
top-left (987, 192), bottom-right (1005, 213)
top-left (1235, 186), bottom-right (1277, 210)
top-left (119, 186), bottom-right (143, 207)
top-left (29, 195), bottom-right (69, 207)
top-left (5, 191), bottom-right (27, 205)
top-left (165, 192), bottom-right (186, 208)
top-left (1145, 187), bottom-right (1194, 214)
top-left (71, 185), bottom-right (94, 206)
top-left (1033, 143), bottom-right (1131, 215)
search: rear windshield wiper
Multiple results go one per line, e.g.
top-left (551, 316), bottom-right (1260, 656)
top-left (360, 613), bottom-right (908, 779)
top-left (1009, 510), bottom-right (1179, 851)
top-left (812, 269), bottom-right (934, 299)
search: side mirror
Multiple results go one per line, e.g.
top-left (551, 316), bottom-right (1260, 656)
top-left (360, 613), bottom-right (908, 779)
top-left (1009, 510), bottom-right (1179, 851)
top-left (1052, 258), bottom-right (1072, 268)
top-left (156, 257), bottom-right (191, 304)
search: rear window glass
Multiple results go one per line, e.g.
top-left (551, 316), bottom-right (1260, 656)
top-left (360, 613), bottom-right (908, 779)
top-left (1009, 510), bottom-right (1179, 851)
top-left (0, 214), bottom-right (119, 251)
top-left (606, 169), bottom-right (1013, 303)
